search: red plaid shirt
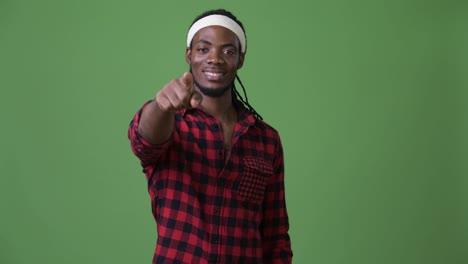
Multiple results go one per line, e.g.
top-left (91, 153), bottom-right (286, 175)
top-left (128, 101), bottom-right (292, 264)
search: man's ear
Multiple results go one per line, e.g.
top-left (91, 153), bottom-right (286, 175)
top-left (237, 53), bottom-right (245, 69)
top-left (185, 48), bottom-right (191, 64)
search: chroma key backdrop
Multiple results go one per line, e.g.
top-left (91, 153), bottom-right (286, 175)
top-left (1, 1), bottom-right (467, 263)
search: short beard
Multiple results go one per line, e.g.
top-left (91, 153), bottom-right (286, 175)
top-left (191, 68), bottom-right (233, 98)
top-left (194, 79), bottom-right (232, 98)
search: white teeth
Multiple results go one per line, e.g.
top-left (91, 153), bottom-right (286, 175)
top-left (205, 72), bottom-right (223, 77)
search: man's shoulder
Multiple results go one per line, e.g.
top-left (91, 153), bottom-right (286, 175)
top-left (255, 118), bottom-right (276, 131)
top-left (251, 118), bottom-right (282, 140)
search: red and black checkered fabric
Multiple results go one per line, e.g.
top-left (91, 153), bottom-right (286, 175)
top-left (128, 101), bottom-right (292, 264)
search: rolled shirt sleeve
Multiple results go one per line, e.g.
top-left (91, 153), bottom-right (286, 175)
top-left (128, 101), bottom-right (173, 171)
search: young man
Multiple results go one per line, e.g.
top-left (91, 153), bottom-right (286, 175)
top-left (128, 9), bottom-right (292, 264)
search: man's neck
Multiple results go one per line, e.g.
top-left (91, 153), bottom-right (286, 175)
top-left (199, 91), bottom-right (237, 124)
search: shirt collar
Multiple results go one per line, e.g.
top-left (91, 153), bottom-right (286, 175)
top-left (180, 99), bottom-right (257, 127)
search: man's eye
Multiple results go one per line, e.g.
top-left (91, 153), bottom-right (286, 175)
top-left (198, 48), bottom-right (208, 53)
top-left (224, 50), bottom-right (236, 56)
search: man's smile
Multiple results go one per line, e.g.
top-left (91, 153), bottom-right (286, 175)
top-left (203, 69), bottom-right (226, 80)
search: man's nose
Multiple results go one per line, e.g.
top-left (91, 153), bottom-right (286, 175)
top-left (207, 50), bottom-right (224, 64)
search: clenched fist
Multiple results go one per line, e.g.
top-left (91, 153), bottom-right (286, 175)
top-left (155, 72), bottom-right (202, 112)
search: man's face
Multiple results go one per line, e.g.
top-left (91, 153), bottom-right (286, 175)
top-left (186, 25), bottom-right (244, 97)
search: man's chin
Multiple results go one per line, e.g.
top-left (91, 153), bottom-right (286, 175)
top-left (195, 80), bottom-right (232, 98)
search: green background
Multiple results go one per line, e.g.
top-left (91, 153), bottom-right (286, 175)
top-left (1, 0), bottom-right (467, 263)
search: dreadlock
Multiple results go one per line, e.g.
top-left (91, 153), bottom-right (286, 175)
top-left (189, 9), bottom-right (263, 121)
top-left (232, 75), bottom-right (263, 120)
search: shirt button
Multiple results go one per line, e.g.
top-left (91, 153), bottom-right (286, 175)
top-left (214, 209), bottom-right (220, 215)
top-left (218, 179), bottom-right (226, 186)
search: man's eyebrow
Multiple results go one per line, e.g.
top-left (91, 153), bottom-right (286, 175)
top-left (195, 40), bottom-right (212, 45)
top-left (195, 39), bottom-right (238, 49)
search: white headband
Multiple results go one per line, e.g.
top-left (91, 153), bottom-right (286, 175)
top-left (187, 14), bottom-right (246, 53)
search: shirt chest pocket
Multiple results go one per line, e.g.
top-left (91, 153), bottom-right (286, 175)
top-left (236, 157), bottom-right (273, 203)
